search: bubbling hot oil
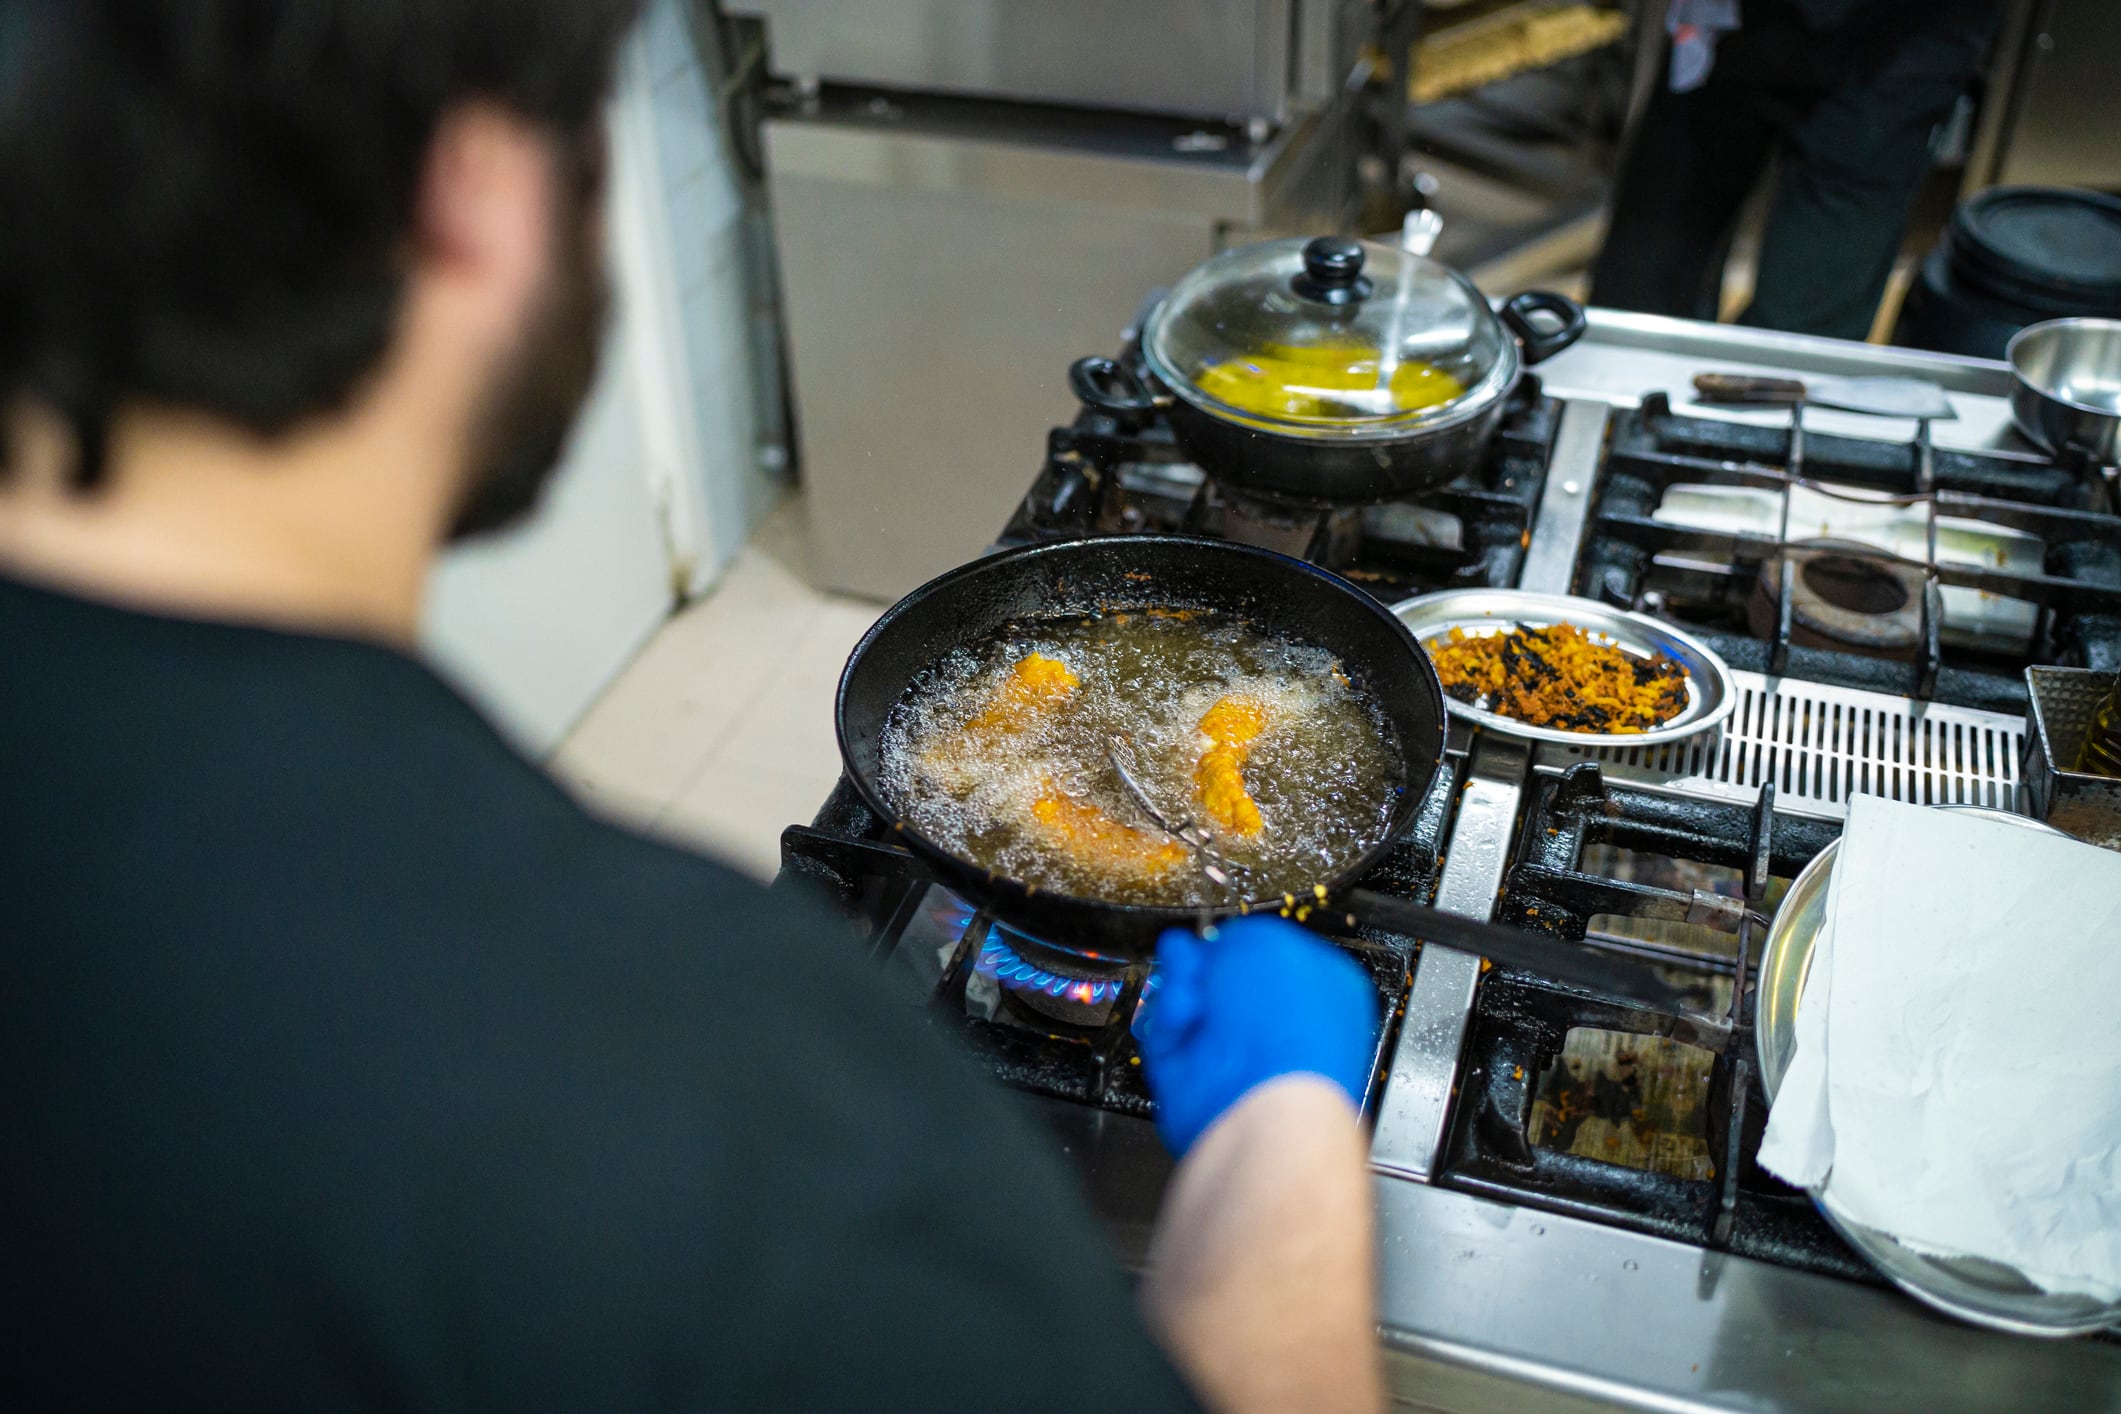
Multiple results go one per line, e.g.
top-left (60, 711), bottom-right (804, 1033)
top-left (878, 610), bottom-right (1406, 907)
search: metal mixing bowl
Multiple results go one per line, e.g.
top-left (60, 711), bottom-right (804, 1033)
top-left (2008, 317), bottom-right (2121, 465)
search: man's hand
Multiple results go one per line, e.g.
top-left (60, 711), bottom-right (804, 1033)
top-left (1134, 916), bottom-right (1378, 1157)
top-left (1134, 918), bottom-right (1386, 1414)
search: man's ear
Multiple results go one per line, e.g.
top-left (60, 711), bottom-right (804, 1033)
top-left (410, 102), bottom-right (555, 348)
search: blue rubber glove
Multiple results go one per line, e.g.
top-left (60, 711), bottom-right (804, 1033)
top-left (1132, 915), bottom-right (1379, 1159)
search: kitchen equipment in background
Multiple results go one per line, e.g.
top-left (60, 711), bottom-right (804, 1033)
top-left (726, 0), bottom-right (1388, 600)
top-left (1400, 0), bottom-right (1647, 279)
top-left (1691, 371), bottom-right (1955, 421)
top-left (724, 0), bottom-right (1372, 125)
top-left (1959, 0), bottom-right (2121, 198)
top-left (1893, 186), bottom-right (2121, 360)
top-left (1070, 235), bottom-right (1584, 504)
top-left (2008, 317), bottom-right (2121, 469)
top-left (2023, 666), bottom-right (2121, 849)
top-left (1409, 2), bottom-right (1631, 107)
top-left (1391, 587), bottom-right (1736, 747)
top-left (832, 535), bottom-right (1448, 959)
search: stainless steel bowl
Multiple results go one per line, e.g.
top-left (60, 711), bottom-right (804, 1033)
top-left (2008, 317), bottom-right (2121, 466)
top-left (1391, 588), bottom-right (1737, 748)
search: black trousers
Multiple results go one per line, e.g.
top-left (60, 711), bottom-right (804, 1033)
top-left (1590, 0), bottom-right (2000, 340)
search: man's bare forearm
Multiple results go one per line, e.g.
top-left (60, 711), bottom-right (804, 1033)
top-left (1140, 1075), bottom-right (1384, 1414)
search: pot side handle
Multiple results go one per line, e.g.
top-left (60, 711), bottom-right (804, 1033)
top-left (1069, 356), bottom-right (1164, 421)
top-left (1501, 290), bottom-right (1588, 366)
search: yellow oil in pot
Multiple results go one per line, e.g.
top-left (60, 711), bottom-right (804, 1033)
top-left (1193, 341), bottom-right (1466, 423)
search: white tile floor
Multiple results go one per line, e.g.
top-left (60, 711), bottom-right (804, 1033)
top-left (549, 493), bottom-right (882, 880)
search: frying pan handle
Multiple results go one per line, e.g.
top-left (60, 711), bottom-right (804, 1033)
top-left (1501, 290), bottom-right (1588, 366)
top-left (1069, 356), bottom-right (1164, 422)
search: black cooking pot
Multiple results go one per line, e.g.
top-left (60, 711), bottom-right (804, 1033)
top-left (1069, 235), bottom-right (1585, 505)
top-left (835, 535), bottom-right (1448, 962)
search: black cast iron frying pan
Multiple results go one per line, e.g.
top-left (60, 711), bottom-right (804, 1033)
top-left (834, 535), bottom-right (1448, 963)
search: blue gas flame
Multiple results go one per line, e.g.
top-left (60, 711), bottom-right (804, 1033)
top-left (975, 931), bottom-right (1125, 1006)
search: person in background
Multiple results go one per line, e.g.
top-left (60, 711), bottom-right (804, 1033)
top-left (1590, 0), bottom-right (2002, 341)
top-left (0, 3), bottom-right (1385, 1410)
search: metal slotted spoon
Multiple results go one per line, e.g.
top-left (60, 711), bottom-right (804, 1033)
top-left (1105, 735), bottom-right (1234, 921)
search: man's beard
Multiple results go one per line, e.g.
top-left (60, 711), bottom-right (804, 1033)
top-left (448, 168), bottom-right (612, 541)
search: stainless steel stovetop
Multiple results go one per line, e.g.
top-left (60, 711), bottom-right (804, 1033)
top-left (1365, 312), bottom-right (2121, 1411)
top-left (778, 309), bottom-right (2121, 1411)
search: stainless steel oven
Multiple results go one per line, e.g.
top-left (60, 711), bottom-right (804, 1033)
top-left (722, 0), bottom-right (1386, 597)
top-left (726, 0), bottom-right (1373, 126)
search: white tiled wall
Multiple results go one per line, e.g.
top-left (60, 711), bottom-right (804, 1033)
top-left (629, 0), bottom-right (781, 593)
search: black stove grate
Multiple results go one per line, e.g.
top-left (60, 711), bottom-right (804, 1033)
top-left (1001, 361), bottom-right (1562, 603)
top-left (1574, 393), bottom-right (2121, 714)
top-left (777, 758), bottom-right (1461, 1124)
top-left (1436, 760), bottom-right (1876, 1282)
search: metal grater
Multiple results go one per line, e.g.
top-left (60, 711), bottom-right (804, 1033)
top-left (1537, 670), bottom-right (2027, 820)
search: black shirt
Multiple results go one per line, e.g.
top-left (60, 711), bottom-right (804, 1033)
top-left (0, 574), bottom-right (1199, 1412)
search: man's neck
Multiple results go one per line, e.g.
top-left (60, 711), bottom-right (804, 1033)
top-left (0, 402), bottom-right (458, 644)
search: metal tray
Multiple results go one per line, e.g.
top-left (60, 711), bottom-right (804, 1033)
top-left (1391, 589), bottom-right (1737, 747)
top-left (2023, 666), bottom-right (2121, 851)
top-left (1757, 806), bottom-right (2121, 1338)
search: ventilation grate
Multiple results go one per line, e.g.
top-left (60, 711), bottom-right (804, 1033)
top-left (1538, 670), bottom-right (2026, 820)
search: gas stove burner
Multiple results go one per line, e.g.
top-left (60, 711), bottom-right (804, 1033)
top-left (1185, 480), bottom-right (1365, 565)
top-left (999, 360), bottom-right (1561, 605)
top-left (1582, 393), bottom-right (2121, 712)
top-left (976, 930), bottom-right (1128, 1016)
top-left (1747, 539), bottom-right (1929, 658)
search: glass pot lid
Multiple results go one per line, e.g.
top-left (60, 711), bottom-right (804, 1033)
top-left (1143, 235), bottom-right (1514, 439)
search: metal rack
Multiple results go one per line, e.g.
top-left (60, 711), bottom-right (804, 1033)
top-left (1439, 762), bottom-right (1871, 1278)
top-left (1576, 393), bottom-right (2121, 714)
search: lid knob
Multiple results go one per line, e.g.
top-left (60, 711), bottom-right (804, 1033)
top-left (1292, 236), bottom-right (1373, 306)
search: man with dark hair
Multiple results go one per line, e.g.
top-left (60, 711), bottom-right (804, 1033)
top-left (0, 3), bottom-right (1385, 1410)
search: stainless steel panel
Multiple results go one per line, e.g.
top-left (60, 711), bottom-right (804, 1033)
top-left (1993, 0), bottom-right (2121, 191)
top-left (1536, 309), bottom-right (2025, 450)
top-left (765, 106), bottom-right (1311, 225)
top-left (1516, 397), bottom-right (1606, 594)
top-left (1374, 1178), bottom-right (2121, 1413)
top-left (729, 0), bottom-right (1297, 122)
top-left (765, 105), bottom-right (1353, 599)
top-left (1539, 670), bottom-right (2028, 821)
top-left (1370, 733), bottom-right (1530, 1181)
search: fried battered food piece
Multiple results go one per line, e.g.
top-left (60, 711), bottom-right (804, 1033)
top-left (963, 652), bottom-right (1078, 734)
top-left (1195, 694), bottom-right (1268, 837)
top-left (1030, 778), bottom-right (1188, 885)
top-left (921, 652), bottom-right (1078, 794)
top-left (1426, 623), bottom-right (1686, 733)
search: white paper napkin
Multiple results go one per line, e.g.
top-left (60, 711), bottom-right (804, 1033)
top-left (1757, 794), bottom-right (2121, 1301)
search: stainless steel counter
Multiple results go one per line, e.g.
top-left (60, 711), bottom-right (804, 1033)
top-left (1535, 310), bottom-right (2026, 451)
top-left (1375, 1180), bottom-right (2121, 1413)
